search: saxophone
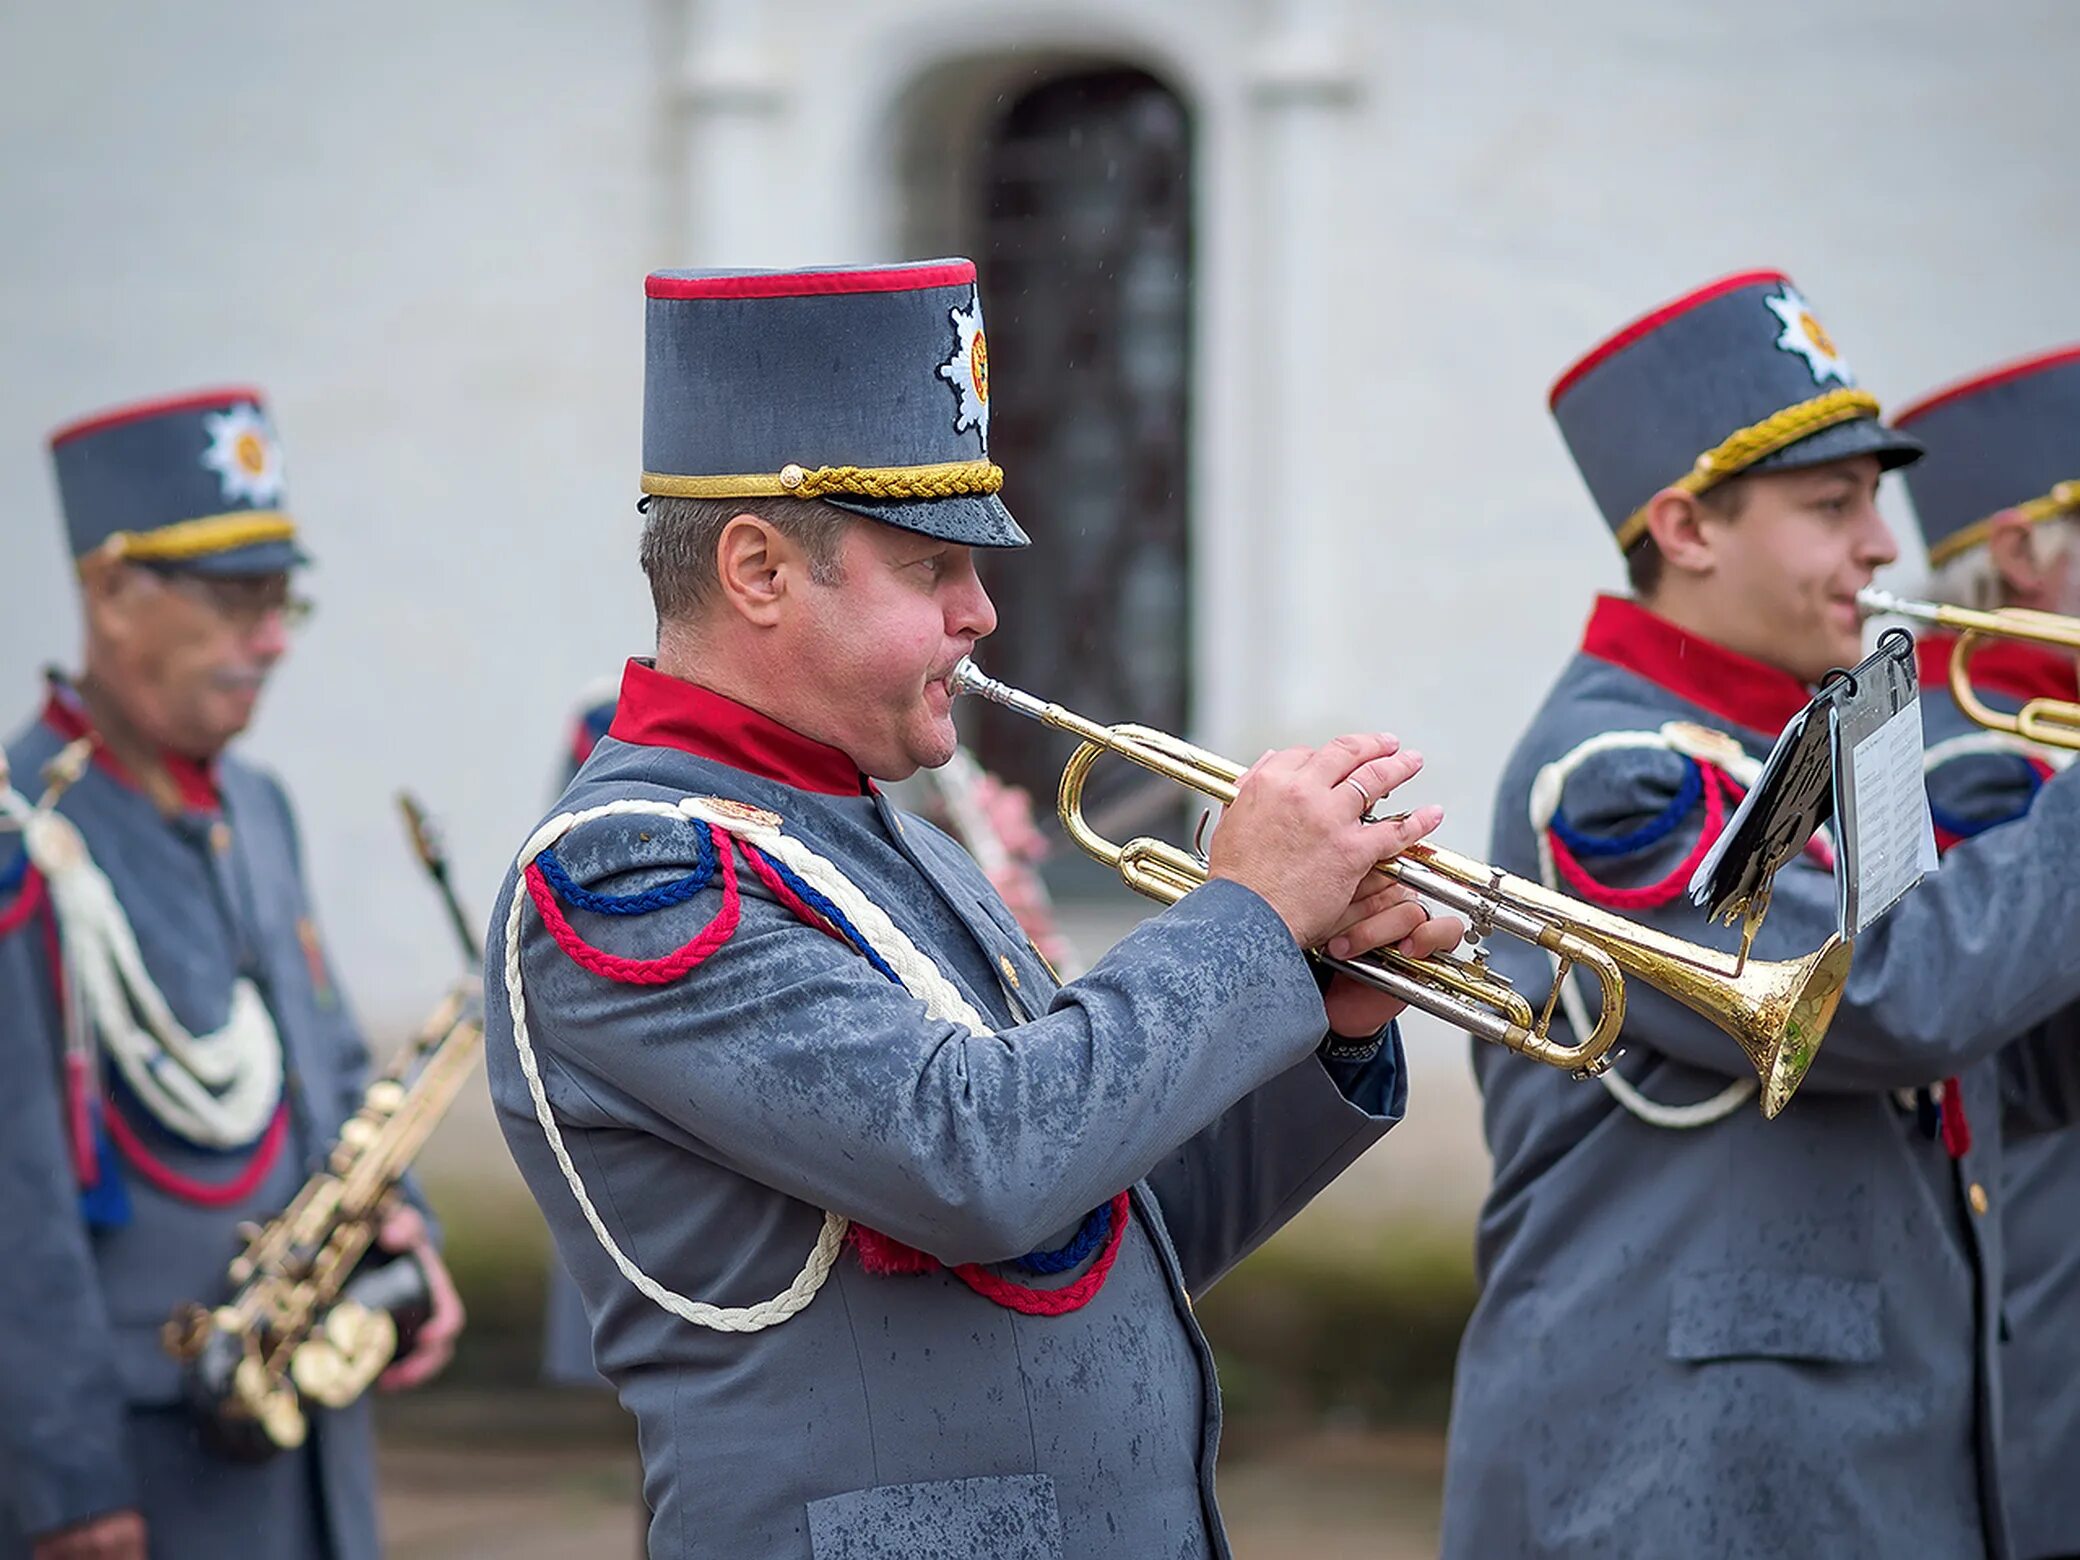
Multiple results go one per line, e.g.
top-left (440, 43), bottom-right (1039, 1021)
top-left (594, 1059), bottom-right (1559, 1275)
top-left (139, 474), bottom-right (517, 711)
top-left (161, 794), bottom-right (483, 1460)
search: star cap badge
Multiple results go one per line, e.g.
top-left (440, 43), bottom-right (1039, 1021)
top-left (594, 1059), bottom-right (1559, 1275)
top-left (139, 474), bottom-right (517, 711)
top-left (199, 403), bottom-right (287, 506)
top-left (1765, 285), bottom-right (1854, 387)
top-left (936, 290), bottom-right (991, 450)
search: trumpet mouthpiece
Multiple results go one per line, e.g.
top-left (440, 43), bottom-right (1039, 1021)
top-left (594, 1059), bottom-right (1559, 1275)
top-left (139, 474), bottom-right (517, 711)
top-left (947, 658), bottom-right (1049, 720)
top-left (1856, 586), bottom-right (1901, 616)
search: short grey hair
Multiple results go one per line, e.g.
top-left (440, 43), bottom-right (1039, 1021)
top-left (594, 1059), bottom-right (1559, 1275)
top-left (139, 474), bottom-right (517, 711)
top-left (1925, 514), bottom-right (2080, 612)
top-left (638, 494), bottom-right (854, 623)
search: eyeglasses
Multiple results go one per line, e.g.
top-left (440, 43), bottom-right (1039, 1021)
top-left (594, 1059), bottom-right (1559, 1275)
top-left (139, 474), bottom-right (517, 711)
top-left (142, 567), bottom-right (316, 631)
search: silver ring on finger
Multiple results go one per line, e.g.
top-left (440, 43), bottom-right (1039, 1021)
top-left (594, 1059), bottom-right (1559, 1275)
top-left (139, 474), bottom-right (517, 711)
top-left (1339, 775), bottom-right (1373, 816)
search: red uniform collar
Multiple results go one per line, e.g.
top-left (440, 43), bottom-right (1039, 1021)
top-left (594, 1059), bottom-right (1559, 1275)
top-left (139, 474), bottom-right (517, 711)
top-left (1580, 595), bottom-right (1816, 737)
top-left (1916, 631), bottom-right (2079, 707)
top-left (40, 676), bottom-right (221, 814)
top-left (605, 659), bottom-right (871, 796)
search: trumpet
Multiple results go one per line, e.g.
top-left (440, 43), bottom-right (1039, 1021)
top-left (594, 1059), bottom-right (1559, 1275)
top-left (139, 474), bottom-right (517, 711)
top-left (948, 659), bottom-right (1850, 1119)
top-left (1859, 586), bottom-right (2080, 751)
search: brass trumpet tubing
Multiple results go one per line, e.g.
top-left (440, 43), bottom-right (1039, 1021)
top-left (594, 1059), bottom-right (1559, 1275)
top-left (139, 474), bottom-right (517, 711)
top-left (1859, 587), bottom-right (2080, 753)
top-left (957, 665), bottom-right (1629, 1073)
top-left (1063, 732), bottom-right (1601, 1062)
top-left (949, 657), bottom-right (1850, 1115)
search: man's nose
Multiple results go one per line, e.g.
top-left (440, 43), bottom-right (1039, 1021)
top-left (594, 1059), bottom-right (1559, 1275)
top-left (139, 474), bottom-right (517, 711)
top-left (245, 609), bottom-right (292, 658)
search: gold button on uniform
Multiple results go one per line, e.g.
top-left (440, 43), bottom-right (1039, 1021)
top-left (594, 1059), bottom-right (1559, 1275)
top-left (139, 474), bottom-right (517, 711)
top-left (998, 953), bottom-right (1020, 989)
top-left (1968, 1183), bottom-right (1990, 1216)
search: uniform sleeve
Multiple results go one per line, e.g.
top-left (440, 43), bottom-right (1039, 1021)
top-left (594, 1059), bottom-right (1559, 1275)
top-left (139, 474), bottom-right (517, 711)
top-left (0, 875), bottom-right (139, 1535)
top-left (1535, 744), bottom-right (2080, 1094)
top-left (1145, 1030), bottom-right (1406, 1296)
top-left (501, 836), bottom-right (1335, 1268)
top-left (1923, 742), bottom-right (2080, 1136)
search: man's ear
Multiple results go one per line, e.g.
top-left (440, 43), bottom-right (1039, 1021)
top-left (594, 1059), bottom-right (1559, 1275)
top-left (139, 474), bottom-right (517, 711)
top-left (713, 512), bottom-right (792, 627)
top-left (1641, 486), bottom-right (1716, 578)
top-left (1985, 509), bottom-right (2042, 602)
top-left (75, 550), bottom-right (140, 646)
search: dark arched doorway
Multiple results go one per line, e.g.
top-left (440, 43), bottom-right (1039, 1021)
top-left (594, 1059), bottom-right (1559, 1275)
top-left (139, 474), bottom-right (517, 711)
top-left (949, 66), bottom-right (1196, 845)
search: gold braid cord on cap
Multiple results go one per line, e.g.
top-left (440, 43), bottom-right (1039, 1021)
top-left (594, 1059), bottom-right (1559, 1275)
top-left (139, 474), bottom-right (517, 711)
top-left (1925, 479), bottom-right (2080, 568)
top-left (642, 459), bottom-right (1005, 502)
top-left (101, 511), bottom-right (298, 563)
top-left (1614, 388), bottom-right (1884, 552)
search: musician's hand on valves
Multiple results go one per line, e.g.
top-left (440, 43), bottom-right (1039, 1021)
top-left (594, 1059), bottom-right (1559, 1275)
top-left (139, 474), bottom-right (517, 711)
top-left (1320, 878), bottom-right (1468, 1035)
top-left (31, 1510), bottom-right (146, 1560)
top-left (1206, 732), bottom-right (1444, 950)
top-left (375, 1205), bottom-right (467, 1392)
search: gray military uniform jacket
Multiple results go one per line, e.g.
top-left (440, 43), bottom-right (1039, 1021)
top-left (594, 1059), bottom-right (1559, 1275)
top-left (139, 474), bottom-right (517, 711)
top-left (1917, 635), bottom-right (2080, 1560)
top-left (1442, 597), bottom-right (2080, 1560)
top-left (0, 689), bottom-right (381, 1560)
top-left (483, 665), bottom-right (1407, 1559)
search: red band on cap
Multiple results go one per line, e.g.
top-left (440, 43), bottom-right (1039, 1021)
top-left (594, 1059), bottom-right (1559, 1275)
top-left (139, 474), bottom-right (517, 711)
top-left (647, 262), bottom-right (976, 301)
top-left (1549, 270), bottom-right (1791, 409)
top-left (49, 386), bottom-right (267, 448)
top-left (1892, 343), bottom-right (2080, 428)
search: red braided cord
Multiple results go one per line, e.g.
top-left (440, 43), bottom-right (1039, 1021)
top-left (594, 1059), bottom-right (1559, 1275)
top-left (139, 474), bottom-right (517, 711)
top-left (0, 863), bottom-right (45, 937)
top-left (737, 842), bottom-right (848, 944)
top-left (950, 1191), bottom-right (1132, 1316)
top-left (526, 836), bottom-right (742, 985)
top-left (1941, 1075), bottom-right (1973, 1158)
top-left (33, 890), bottom-right (99, 1187)
top-left (102, 1099), bottom-right (289, 1207)
top-left (1548, 763), bottom-right (1728, 910)
top-left (65, 1057), bottom-right (98, 1187)
top-left (847, 1225), bottom-right (941, 1276)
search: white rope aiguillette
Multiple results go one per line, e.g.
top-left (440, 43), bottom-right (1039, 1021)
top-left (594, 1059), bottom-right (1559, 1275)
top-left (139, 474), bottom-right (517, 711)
top-left (0, 782), bottom-right (281, 1148)
top-left (502, 795), bottom-right (994, 1333)
top-left (1528, 724), bottom-right (1787, 1129)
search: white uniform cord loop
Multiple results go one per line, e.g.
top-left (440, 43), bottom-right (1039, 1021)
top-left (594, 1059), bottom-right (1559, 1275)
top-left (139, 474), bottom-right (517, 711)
top-left (502, 797), bottom-right (991, 1333)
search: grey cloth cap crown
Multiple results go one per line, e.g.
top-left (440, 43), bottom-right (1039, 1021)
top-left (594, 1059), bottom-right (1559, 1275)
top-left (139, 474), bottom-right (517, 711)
top-left (48, 387), bottom-right (306, 574)
top-left (642, 260), bottom-right (1027, 549)
top-left (1894, 345), bottom-right (2080, 563)
top-left (1550, 270), bottom-right (1920, 543)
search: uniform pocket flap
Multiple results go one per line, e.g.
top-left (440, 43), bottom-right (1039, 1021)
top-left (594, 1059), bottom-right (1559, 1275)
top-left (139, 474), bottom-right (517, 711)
top-left (1667, 1268), bottom-right (1882, 1364)
top-left (807, 1473), bottom-right (1063, 1559)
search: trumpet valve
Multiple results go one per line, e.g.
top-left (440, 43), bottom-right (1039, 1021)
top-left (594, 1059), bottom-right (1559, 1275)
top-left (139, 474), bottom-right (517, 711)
top-left (1571, 1047), bottom-right (1624, 1082)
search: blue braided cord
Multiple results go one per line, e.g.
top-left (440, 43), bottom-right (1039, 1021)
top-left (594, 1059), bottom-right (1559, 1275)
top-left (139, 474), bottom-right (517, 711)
top-left (0, 845), bottom-right (27, 894)
top-left (535, 825), bottom-right (717, 915)
top-left (759, 852), bottom-right (906, 987)
top-left (1929, 754), bottom-right (2042, 840)
top-left (1014, 1201), bottom-right (1112, 1274)
top-left (78, 1119), bottom-right (132, 1231)
top-left (1551, 757), bottom-right (1703, 858)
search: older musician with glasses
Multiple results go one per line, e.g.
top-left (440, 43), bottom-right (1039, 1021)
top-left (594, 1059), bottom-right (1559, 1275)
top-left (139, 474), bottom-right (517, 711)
top-left (1441, 276), bottom-right (2080, 1560)
top-left (482, 259), bottom-right (1461, 1560)
top-left (1887, 349), bottom-right (2080, 1560)
top-left (0, 388), bottom-right (460, 1560)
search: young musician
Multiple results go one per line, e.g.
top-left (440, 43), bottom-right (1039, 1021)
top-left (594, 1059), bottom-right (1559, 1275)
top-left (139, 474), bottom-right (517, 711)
top-left (1441, 274), bottom-right (2080, 1559)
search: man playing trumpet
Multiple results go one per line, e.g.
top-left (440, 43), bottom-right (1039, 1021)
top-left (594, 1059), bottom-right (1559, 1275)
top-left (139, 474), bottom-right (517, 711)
top-left (1441, 274), bottom-right (2080, 1558)
top-left (1887, 347), bottom-right (2080, 1560)
top-left (483, 259), bottom-right (1461, 1559)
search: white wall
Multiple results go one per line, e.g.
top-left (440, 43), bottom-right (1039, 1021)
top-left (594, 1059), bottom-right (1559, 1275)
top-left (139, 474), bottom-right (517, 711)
top-left (1, 1), bottom-right (657, 1032)
top-left (4, 1), bottom-right (2076, 1214)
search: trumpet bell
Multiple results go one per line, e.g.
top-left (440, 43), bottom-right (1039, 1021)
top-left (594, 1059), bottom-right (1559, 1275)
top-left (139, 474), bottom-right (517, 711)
top-left (1733, 936), bottom-right (1852, 1119)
